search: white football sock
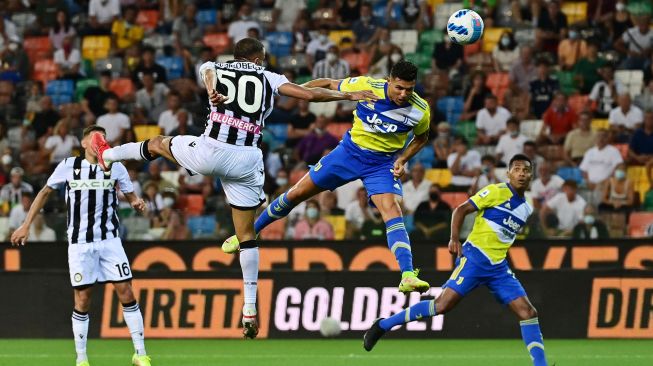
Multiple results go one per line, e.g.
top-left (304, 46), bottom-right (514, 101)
top-left (239, 246), bottom-right (259, 308)
top-left (103, 142), bottom-right (146, 162)
top-left (122, 302), bottom-right (146, 356)
top-left (72, 310), bottom-right (89, 363)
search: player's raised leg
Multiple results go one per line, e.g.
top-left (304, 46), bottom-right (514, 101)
top-left (510, 296), bottom-right (548, 366)
top-left (370, 193), bottom-right (429, 293)
top-left (72, 287), bottom-right (92, 366)
top-left (113, 281), bottom-right (151, 366)
top-left (91, 133), bottom-right (176, 171)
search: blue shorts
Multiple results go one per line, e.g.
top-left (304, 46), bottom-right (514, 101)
top-left (308, 133), bottom-right (402, 198)
top-left (443, 243), bottom-right (527, 305)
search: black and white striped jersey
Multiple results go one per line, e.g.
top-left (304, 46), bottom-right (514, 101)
top-left (199, 60), bottom-right (289, 148)
top-left (46, 157), bottom-right (133, 245)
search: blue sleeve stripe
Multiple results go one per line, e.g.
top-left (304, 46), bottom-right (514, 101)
top-left (467, 199), bottom-right (479, 210)
top-left (337, 79), bottom-right (344, 91)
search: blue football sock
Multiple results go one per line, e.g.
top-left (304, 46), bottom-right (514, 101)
top-left (385, 217), bottom-right (413, 273)
top-left (520, 318), bottom-right (548, 366)
top-left (254, 192), bottom-right (295, 234)
top-left (379, 300), bottom-right (436, 331)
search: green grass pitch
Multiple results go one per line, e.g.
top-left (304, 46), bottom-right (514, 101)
top-left (0, 339), bottom-right (651, 366)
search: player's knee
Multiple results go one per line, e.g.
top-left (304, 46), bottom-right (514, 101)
top-left (518, 305), bottom-right (538, 320)
top-left (434, 297), bottom-right (454, 314)
top-left (75, 292), bottom-right (92, 311)
top-left (114, 283), bottom-right (135, 302)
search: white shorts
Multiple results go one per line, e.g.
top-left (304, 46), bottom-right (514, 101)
top-left (68, 237), bottom-right (132, 288)
top-left (169, 135), bottom-right (265, 209)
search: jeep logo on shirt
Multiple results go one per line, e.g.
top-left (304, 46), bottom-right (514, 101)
top-left (69, 179), bottom-right (116, 191)
top-left (366, 113), bottom-right (398, 133)
top-left (503, 216), bottom-right (521, 231)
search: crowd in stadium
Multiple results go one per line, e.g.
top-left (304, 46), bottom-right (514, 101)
top-left (0, 0), bottom-right (652, 242)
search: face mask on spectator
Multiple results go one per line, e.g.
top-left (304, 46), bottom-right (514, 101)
top-left (326, 52), bottom-right (337, 63)
top-left (569, 30), bottom-right (579, 40)
top-left (163, 197), bottom-right (175, 209)
top-left (361, 15), bottom-right (371, 23)
top-left (390, 53), bottom-right (402, 63)
top-left (306, 207), bottom-right (319, 219)
top-left (318, 34), bottom-right (328, 44)
top-left (510, 130), bottom-right (519, 137)
top-left (500, 37), bottom-right (511, 47)
top-left (616, 3), bottom-right (625, 11)
top-left (276, 177), bottom-right (288, 186)
top-left (583, 215), bottom-right (595, 225)
top-left (482, 165), bottom-right (491, 174)
top-left (1, 154), bottom-right (11, 166)
top-left (614, 169), bottom-right (626, 180)
top-left (430, 192), bottom-right (440, 201)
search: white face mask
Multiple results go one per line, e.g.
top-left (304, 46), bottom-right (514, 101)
top-left (616, 3), bottom-right (625, 11)
top-left (1, 154), bottom-right (11, 165)
top-left (583, 215), bottom-right (595, 225)
top-left (163, 197), bottom-right (175, 209)
top-left (275, 177), bottom-right (288, 186)
top-left (306, 207), bottom-right (319, 219)
top-left (318, 34), bottom-right (328, 44)
top-left (325, 52), bottom-right (337, 63)
top-left (500, 37), bottom-right (511, 47)
top-left (390, 53), bottom-right (402, 63)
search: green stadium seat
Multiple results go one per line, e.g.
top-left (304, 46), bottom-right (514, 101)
top-left (556, 71), bottom-right (577, 95)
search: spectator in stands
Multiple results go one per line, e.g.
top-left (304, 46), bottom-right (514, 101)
top-left (87, 0), bottom-right (121, 35)
top-left (359, 207), bottom-right (386, 240)
top-left (306, 24), bottom-right (335, 70)
top-left (644, 160), bottom-right (653, 210)
top-left (270, 169), bottom-right (292, 199)
top-left (590, 63), bottom-right (625, 118)
top-left (0, 167), bottom-right (33, 209)
top-left (522, 140), bottom-right (545, 178)
top-left (286, 99), bottom-right (316, 148)
top-left (294, 199), bottom-right (334, 240)
top-left (338, 0), bottom-right (362, 28)
top-left (496, 117), bottom-right (528, 166)
top-left (403, 162), bottom-right (431, 214)
top-left (564, 112), bottom-right (597, 166)
top-left (145, 160), bottom-right (177, 194)
top-left (36, 0), bottom-right (66, 34)
top-left (228, 3), bottom-right (262, 43)
top-left (572, 206), bottom-right (609, 239)
top-left (30, 96), bottom-right (60, 140)
top-left (628, 111), bottom-right (653, 165)
top-left (0, 42), bottom-right (29, 82)
top-left (580, 129), bottom-right (624, 190)
top-left (0, 15), bottom-right (20, 50)
top-left (132, 46), bottom-right (168, 88)
top-left (447, 136), bottom-right (482, 190)
top-left (158, 91), bottom-right (193, 135)
top-left (529, 59), bottom-right (559, 119)
top-left (539, 92), bottom-right (577, 145)
top-left (386, 0), bottom-right (429, 31)
top-left (319, 191), bottom-right (345, 216)
top-left (0, 124), bottom-right (7, 157)
top-left (352, 2), bottom-right (380, 46)
top-left (599, 162), bottom-right (635, 212)
top-left (432, 35), bottom-right (464, 72)
top-left (82, 71), bottom-right (117, 122)
top-left (142, 180), bottom-right (163, 217)
top-left (476, 94), bottom-right (511, 145)
top-left (169, 109), bottom-right (202, 136)
top-left (135, 70), bottom-right (170, 122)
top-left (493, 31), bottom-right (519, 72)
top-left (296, 116), bottom-right (339, 165)
top-left (111, 5), bottom-right (144, 52)
top-left (97, 95), bottom-right (130, 145)
top-left (345, 187), bottom-right (374, 238)
top-left (557, 26), bottom-right (588, 71)
top-left (535, 0), bottom-right (568, 55)
top-left (470, 154), bottom-right (499, 195)
top-left (510, 0), bottom-right (541, 25)
top-left (53, 35), bottom-right (82, 80)
top-left (540, 180), bottom-right (586, 237)
top-left (413, 184), bottom-right (451, 241)
top-left (461, 71), bottom-right (492, 121)
top-left (43, 120), bottom-right (79, 167)
top-left (509, 45), bottom-right (536, 94)
top-left (49, 10), bottom-right (76, 50)
top-left (615, 15), bottom-right (653, 70)
top-left (312, 45), bottom-right (350, 79)
top-left (433, 122), bottom-right (453, 169)
top-left (609, 93), bottom-right (644, 139)
top-left (7, 192), bottom-right (32, 240)
top-left (272, 0), bottom-right (306, 32)
top-left (635, 80), bottom-right (653, 111)
top-left (172, 4), bottom-right (202, 50)
top-left (153, 191), bottom-right (190, 240)
top-left (607, 1), bottom-right (633, 44)
top-left (530, 161), bottom-right (564, 209)
top-left (29, 212), bottom-right (56, 242)
top-left (369, 45), bottom-right (403, 79)
top-left (573, 41), bottom-right (605, 94)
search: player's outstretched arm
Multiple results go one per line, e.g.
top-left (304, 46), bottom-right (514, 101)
top-left (10, 186), bottom-right (54, 246)
top-left (301, 78), bottom-right (341, 90)
top-left (124, 192), bottom-right (146, 213)
top-left (200, 64), bottom-right (228, 105)
top-left (278, 83), bottom-right (378, 103)
top-left (393, 132), bottom-right (429, 178)
top-left (449, 201), bottom-right (477, 257)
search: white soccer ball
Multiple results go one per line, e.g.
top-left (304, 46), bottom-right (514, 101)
top-left (446, 9), bottom-right (485, 45)
top-left (319, 317), bottom-right (342, 337)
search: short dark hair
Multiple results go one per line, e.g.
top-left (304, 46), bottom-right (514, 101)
top-left (83, 125), bottom-right (106, 137)
top-left (390, 60), bottom-right (418, 82)
top-left (509, 153), bottom-right (532, 169)
top-left (454, 136), bottom-right (468, 145)
top-left (99, 70), bottom-right (112, 78)
top-left (234, 38), bottom-right (265, 59)
top-left (481, 154), bottom-right (497, 164)
top-left (485, 94), bottom-right (498, 101)
top-left (142, 46), bottom-right (156, 55)
top-left (507, 117), bottom-right (520, 126)
top-left (21, 191), bottom-right (33, 199)
top-left (563, 179), bottom-right (578, 189)
top-left (524, 140), bottom-right (536, 149)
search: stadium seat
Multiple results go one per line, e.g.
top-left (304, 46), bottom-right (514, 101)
top-left (196, 9), bottom-right (217, 27)
top-left (568, 94), bottom-right (589, 114)
top-left (464, 41), bottom-right (482, 60)
top-left (326, 122), bottom-right (352, 140)
top-left (436, 96), bottom-right (464, 124)
top-left (425, 168), bottom-right (452, 187)
top-left (75, 78), bottom-right (99, 101)
top-left (591, 118), bottom-right (609, 131)
top-left (412, 144), bottom-right (435, 168)
top-left (329, 30), bottom-right (355, 46)
top-left (136, 10), bottom-right (159, 31)
top-left (133, 125), bottom-right (162, 141)
top-left (265, 32), bottom-right (293, 58)
top-left (482, 27), bottom-right (511, 53)
top-left (486, 72), bottom-right (509, 102)
top-left (11, 12), bottom-right (37, 38)
top-left (309, 101), bottom-right (338, 119)
top-left (615, 70), bottom-right (644, 98)
top-left (265, 123), bottom-right (289, 150)
top-left (372, 1), bottom-right (389, 26)
top-left (405, 52), bottom-right (431, 70)
top-left (342, 50), bottom-right (372, 74)
top-left (253, 8), bottom-right (274, 26)
top-left (32, 59), bottom-right (58, 84)
top-left (187, 215), bottom-right (216, 238)
top-left (390, 30), bottom-right (418, 53)
top-left (324, 215), bottom-right (346, 240)
top-left (259, 217), bottom-right (287, 240)
top-left (156, 56), bottom-right (184, 80)
top-left (514, 28), bottom-right (536, 45)
top-left (420, 29), bottom-right (444, 45)
top-left (628, 212), bottom-right (653, 237)
top-left (561, 2), bottom-right (588, 24)
top-left (178, 194), bottom-right (205, 216)
top-left (81, 36), bottom-right (111, 60)
top-left (434, 2), bottom-right (463, 29)
top-left (108, 78), bottom-right (135, 99)
top-left (94, 57), bottom-right (123, 77)
top-left (555, 71), bottom-right (577, 95)
top-left (46, 79), bottom-right (74, 96)
top-left (456, 120), bottom-right (477, 142)
top-left (520, 120), bottom-right (543, 140)
top-left (440, 192), bottom-right (469, 208)
top-left (203, 33), bottom-right (231, 55)
top-left (143, 33), bottom-right (172, 50)
top-left (24, 36), bottom-right (52, 63)
top-left (556, 167), bottom-right (584, 185)
top-left (278, 54), bottom-right (308, 72)
top-left (123, 216), bottom-right (151, 240)
top-left (290, 169), bottom-right (308, 185)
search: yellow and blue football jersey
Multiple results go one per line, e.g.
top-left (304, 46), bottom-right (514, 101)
top-left (466, 183), bottom-right (534, 264)
top-left (337, 76), bottom-right (430, 153)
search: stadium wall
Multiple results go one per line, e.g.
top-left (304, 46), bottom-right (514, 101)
top-left (0, 240), bottom-right (651, 339)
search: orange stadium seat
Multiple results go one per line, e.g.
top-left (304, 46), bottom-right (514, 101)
top-left (24, 36), bottom-right (52, 63)
top-left (32, 59), bottom-right (58, 84)
top-left (259, 217), bottom-right (287, 240)
top-left (203, 33), bottom-right (231, 55)
top-left (136, 10), bottom-right (159, 31)
top-left (178, 194), bottom-right (204, 216)
top-left (290, 169), bottom-right (308, 185)
top-left (464, 41), bottom-right (482, 59)
top-left (109, 78), bottom-right (135, 99)
top-left (440, 192), bottom-right (469, 208)
top-left (326, 122), bottom-right (352, 139)
top-left (342, 50), bottom-right (372, 74)
top-left (614, 143), bottom-right (628, 160)
top-left (568, 94), bottom-right (590, 114)
top-left (628, 212), bottom-right (653, 238)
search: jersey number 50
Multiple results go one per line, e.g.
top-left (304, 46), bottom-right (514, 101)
top-left (216, 70), bottom-right (263, 114)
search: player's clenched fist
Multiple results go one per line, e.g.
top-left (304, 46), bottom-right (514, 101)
top-left (392, 158), bottom-right (407, 178)
top-left (208, 89), bottom-right (228, 105)
top-left (131, 198), bottom-right (146, 212)
top-left (10, 224), bottom-right (29, 246)
top-left (448, 238), bottom-right (462, 257)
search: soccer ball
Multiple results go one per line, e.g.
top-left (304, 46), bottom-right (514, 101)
top-left (319, 317), bottom-right (342, 337)
top-left (446, 9), bottom-right (484, 45)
